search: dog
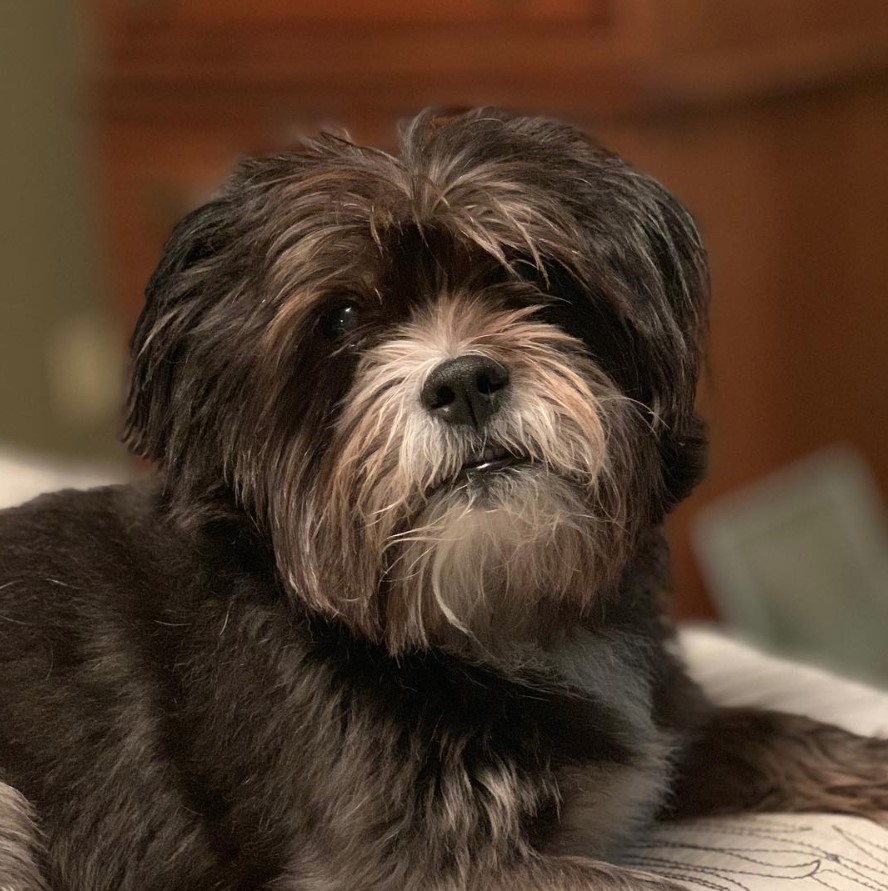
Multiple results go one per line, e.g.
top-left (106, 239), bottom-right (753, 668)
top-left (1, 108), bottom-right (885, 891)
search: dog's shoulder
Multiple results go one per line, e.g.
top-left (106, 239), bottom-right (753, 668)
top-left (1, 479), bottom-right (145, 522)
top-left (0, 479), bottom-right (188, 618)
top-left (0, 479), bottom-right (161, 559)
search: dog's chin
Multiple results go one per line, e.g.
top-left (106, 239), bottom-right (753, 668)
top-left (418, 458), bottom-right (589, 548)
top-left (381, 463), bottom-right (600, 653)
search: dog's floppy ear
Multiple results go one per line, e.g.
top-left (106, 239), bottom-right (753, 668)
top-left (634, 179), bottom-right (709, 509)
top-left (575, 156), bottom-right (709, 510)
top-left (123, 197), bottom-right (234, 465)
top-left (657, 410), bottom-right (707, 509)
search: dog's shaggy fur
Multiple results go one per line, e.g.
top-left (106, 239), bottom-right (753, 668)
top-left (0, 108), bottom-right (885, 891)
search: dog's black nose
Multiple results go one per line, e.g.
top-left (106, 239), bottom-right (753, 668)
top-left (421, 356), bottom-right (510, 428)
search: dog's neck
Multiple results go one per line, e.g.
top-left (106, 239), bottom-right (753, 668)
top-left (160, 477), bottom-right (675, 678)
top-left (424, 523), bottom-right (675, 675)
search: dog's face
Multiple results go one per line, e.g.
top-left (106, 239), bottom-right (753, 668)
top-left (125, 109), bottom-right (708, 653)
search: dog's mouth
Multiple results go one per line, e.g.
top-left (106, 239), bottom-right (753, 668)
top-left (428, 445), bottom-right (529, 495)
top-left (461, 444), bottom-right (523, 475)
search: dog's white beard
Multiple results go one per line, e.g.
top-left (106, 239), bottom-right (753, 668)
top-left (384, 468), bottom-right (601, 654)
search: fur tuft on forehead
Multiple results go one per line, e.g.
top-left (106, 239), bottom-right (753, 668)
top-left (123, 107), bottom-right (708, 653)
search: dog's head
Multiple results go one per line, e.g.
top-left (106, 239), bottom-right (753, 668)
top-left (125, 108), bottom-right (708, 653)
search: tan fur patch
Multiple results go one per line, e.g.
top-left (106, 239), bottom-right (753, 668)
top-left (0, 782), bottom-right (48, 891)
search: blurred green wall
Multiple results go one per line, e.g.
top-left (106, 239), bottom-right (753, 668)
top-left (0, 2), bottom-right (123, 460)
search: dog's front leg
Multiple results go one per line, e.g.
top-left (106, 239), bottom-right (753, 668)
top-left (270, 853), bottom-right (688, 891)
top-left (667, 707), bottom-right (888, 825)
top-left (465, 855), bottom-right (689, 891)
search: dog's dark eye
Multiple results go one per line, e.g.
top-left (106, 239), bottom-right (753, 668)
top-left (322, 301), bottom-right (362, 340)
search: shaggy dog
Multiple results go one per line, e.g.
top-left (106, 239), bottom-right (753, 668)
top-left (1, 108), bottom-right (885, 891)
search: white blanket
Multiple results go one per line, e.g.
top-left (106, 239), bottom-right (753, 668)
top-left (630, 814), bottom-right (888, 891)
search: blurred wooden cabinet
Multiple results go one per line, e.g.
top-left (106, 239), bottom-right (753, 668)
top-left (89, 0), bottom-right (888, 617)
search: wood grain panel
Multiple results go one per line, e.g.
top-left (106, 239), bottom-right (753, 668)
top-left (99, 0), bottom-right (613, 27)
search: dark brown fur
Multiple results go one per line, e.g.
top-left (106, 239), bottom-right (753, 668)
top-left (669, 708), bottom-right (888, 826)
top-left (0, 108), bottom-right (885, 890)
